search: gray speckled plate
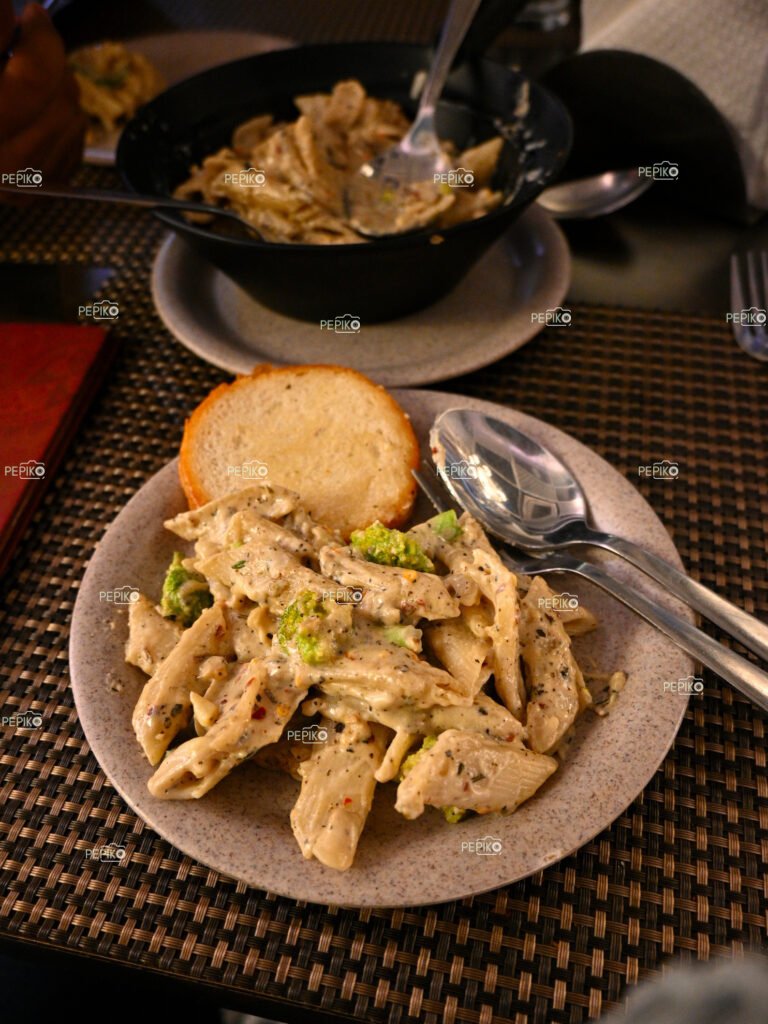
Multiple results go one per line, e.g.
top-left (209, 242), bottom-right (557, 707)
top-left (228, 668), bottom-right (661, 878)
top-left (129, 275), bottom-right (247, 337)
top-left (150, 204), bottom-right (570, 385)
top-left (83, 32), bottom-right (293, 165)
top-left (69, 390), bottom-right (693, 907)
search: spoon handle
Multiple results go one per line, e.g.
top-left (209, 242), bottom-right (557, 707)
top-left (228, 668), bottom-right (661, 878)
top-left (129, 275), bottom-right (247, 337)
top-left (0, 183), bottom-right (233, 219)
top-left (578, 531), bottom-right (768, 664)
top-left (508, 551), bottom-right (768, 713)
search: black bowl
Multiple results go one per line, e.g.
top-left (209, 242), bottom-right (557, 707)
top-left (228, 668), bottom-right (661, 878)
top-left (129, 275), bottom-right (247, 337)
top-left (118, 42), bottom-right (571, 323)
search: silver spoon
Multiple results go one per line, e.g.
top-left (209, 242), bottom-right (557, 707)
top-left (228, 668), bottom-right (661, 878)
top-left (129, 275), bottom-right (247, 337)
top-left (346, 0), bottom-right (482, 237)
top-left (537, 169), bottom-right (653, 219)
top-left (430, 407), bottom-right (768, 664)
top-left (0, 184), bottom-right (263, 240)
top-left (414, 464), bottom-right (768, 713)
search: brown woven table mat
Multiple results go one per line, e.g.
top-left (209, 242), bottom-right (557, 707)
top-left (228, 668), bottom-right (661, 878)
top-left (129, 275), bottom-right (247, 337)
top-left (1, 167), bottom-right (767, 1024)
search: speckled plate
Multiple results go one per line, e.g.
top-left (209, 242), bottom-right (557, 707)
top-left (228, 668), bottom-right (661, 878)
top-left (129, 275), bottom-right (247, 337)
top-left (150, 204), bottom-right (570, 385)
top-left (83, 32), bottom-right (293, 165)
top-left (69, 390), bottom-right (693, 907)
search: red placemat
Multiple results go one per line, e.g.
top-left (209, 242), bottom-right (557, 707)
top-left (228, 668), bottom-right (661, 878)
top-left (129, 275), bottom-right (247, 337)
top-left (0, 323), bottom-right (117, 573)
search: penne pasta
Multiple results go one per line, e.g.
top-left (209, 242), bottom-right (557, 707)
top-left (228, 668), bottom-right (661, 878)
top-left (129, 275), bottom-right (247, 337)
top-left (128, 493), bottom-right (619, 869)
top-left (131, 602), bottom-right (231, 765)
top-left (290, 719), bottom-right (387, 870)
top-left (69, 42), bottom-right (163, 142)
top-left (519, 577), bottom-right (592, 755)
top-left (125, 594), bottom-right (182, 676)
top-left (173, 80), bottom-right (506, 244)
top-left (395, 730), bottom-right (557, 820)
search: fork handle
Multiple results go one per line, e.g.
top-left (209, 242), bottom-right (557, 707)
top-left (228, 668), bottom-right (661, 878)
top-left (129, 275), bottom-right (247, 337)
top-left (505, 552), bottom-right (768, 713)
top-left (580, 531), bottom-right (768, 664)
top-left (416, 0), bottom-right (483, 117)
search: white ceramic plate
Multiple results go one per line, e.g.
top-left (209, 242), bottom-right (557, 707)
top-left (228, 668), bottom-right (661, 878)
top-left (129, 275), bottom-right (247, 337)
top-left (82, 31), bottom-right (293, 165)
top-left (69, 390), bottom-right (692, 907)
top-left (151, 204), bottom-right (571, 385)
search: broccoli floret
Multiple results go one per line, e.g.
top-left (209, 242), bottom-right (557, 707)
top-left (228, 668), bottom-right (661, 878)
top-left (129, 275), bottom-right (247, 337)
top-left (399, 735), bottom-right (438, 779)
top-left (350, 521), bottom-right (434, 572)
top-left (399, 735), bottom-right (468, 824)
top-left (442, 805), bottom-right (467, 824)
top-left (428, 509), bottom-right (463, 541)
top-left (383, 624), bottom-right (422, 652)
top-left (278, 591), bottom-right (336, 665)
top-left (160, 552), bottom-right (213, 627)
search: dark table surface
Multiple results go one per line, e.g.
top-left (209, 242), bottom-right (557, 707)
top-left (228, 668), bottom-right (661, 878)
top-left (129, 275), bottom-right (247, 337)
top-left (1, 3), bottom-right (767, 1024)
top-left (563, 194), bottom-right (768, 316)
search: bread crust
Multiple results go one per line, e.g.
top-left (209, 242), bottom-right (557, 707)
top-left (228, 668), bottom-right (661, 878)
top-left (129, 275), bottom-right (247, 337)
top-left (179, 364), bottom-right (419, 534)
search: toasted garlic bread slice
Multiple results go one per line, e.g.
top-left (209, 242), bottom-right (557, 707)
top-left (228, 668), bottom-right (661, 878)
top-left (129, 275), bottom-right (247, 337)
top-left (179, 364), bottom-right (419, 538)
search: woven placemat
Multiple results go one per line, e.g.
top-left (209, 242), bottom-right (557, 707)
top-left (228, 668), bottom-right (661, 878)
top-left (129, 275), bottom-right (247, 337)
top-left (1, 170), bottom-right (767, 1024)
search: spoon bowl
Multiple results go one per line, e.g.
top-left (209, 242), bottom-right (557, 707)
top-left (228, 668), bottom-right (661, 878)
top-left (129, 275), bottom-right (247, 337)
top-left (537, 169), bottom-right (653, 219)
top-left (430, 407), bottom-right (588, 546)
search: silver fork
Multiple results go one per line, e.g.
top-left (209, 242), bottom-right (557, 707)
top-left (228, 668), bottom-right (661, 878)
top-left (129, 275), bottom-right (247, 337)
top-left (730, 251), bottom-right (768, 361)
top-left (413, 466), bottom-right (768, 712)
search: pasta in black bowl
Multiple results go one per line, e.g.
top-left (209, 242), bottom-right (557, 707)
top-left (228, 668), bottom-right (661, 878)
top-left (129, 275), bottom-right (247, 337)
top-left (118, 43), bottom-right (571, 322)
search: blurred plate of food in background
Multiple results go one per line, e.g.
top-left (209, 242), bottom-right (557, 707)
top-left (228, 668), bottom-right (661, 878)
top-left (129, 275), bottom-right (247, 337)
top-left (72, 31), bottom-right (293, 166)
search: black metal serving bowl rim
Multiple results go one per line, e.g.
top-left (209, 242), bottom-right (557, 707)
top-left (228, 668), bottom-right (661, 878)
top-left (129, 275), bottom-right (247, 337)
top-left (116, 41), bottom-right (573, 254)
